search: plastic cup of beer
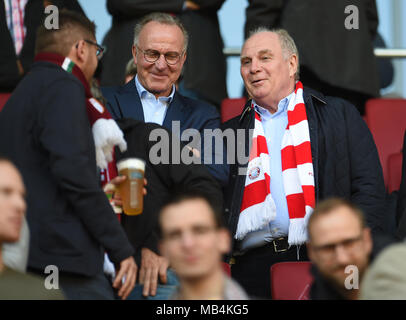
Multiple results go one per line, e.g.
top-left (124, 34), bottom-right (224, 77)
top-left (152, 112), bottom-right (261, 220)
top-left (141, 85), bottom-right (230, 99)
top-left (117, 158), bottom-right (146, 215)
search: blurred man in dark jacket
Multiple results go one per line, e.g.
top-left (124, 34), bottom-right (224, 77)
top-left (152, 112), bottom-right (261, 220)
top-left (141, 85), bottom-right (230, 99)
top-left (307, 198), bottom-right (394, 300)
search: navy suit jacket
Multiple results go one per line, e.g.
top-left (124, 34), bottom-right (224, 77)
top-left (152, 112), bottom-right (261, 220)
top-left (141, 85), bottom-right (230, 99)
top-left (102, 79), bottom-right (229, 184)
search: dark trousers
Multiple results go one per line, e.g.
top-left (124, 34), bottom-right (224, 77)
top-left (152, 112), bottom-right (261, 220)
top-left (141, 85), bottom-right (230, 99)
top-left (231, 244), bottom-right (309, 299)
top-left (28, 268), bottom-right (115, 300)
top-left (58, 271), bottom-right (115, 300)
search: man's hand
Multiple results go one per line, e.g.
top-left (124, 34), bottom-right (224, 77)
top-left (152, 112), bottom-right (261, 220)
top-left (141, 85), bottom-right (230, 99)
top-left (16, 59), bottom-right (24, 76)
top-left (104, 176), bottom-right (147, 208)
top-left (113, 256), bottom-right (138, 300)
top-left (139, 248), bottom-right (169, 297)
top-left (185, 0), bottom-right (200, 10)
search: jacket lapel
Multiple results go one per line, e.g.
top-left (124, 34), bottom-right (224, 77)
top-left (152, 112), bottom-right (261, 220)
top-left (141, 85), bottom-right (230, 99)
top-left (162, 91), bottom-right (187, 130)
top-left (115, 80), bottom-right (145, 121)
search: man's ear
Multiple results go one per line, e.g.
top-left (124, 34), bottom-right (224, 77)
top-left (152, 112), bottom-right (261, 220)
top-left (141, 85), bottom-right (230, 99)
top-left (70, 39), bottom-right (86, 64)
top-left (288, 53), bottom-right (298, 79)
top-left (306, 241), bottom-right (315, 262)
top-left (363, 227), bottom-right (373, 256)
top-left (179, 51), bottom-right (187, 68)
top-left (218, 228), bottom-right (231, 255)
top-left (158, 241), bottom-right (166, 258)
top-left (132, 45), bottom-right (138, 67)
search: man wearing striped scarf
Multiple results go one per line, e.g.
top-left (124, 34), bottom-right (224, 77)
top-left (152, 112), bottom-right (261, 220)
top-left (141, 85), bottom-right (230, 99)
top-left (0, 10), bottom-right (137, 300)
top-left (222, 28), bottom-right (385, 299)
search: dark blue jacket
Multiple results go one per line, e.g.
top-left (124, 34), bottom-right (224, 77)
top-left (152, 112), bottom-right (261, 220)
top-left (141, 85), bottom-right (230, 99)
top-left (222, 87), bottom-right (386, 254)
top-left (0, 61), bottom-right (134, 276)
top-left (102, 79), bottom-right (229, 185)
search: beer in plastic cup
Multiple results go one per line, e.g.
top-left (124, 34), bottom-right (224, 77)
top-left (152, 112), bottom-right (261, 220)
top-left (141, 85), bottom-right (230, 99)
top-left (117, 158), bottom-right (145, 215)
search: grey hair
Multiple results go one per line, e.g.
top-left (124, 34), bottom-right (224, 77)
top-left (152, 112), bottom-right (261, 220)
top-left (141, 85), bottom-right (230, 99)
top-left (247, 27), bottom-right (300, 80)
top-left (133, 12), bottom-right (188, 52)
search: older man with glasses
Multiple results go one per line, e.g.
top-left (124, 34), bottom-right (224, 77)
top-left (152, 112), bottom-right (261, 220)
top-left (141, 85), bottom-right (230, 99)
top-left (102, 12), bottom-right (228, 300)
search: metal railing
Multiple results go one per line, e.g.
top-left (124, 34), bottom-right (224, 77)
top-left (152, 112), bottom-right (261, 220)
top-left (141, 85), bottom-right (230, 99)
top-left (223, 47), bottom-right (406, 59)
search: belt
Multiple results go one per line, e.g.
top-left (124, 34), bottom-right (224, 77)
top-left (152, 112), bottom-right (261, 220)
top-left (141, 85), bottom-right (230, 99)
top-left (230, 237), bottom-right (290, 265)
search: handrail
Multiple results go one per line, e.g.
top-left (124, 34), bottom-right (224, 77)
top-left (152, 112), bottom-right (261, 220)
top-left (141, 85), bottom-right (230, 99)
top-left (223, 47), bottom-right (406, 59)
top-left (374, 48), bottom-right (406, 58)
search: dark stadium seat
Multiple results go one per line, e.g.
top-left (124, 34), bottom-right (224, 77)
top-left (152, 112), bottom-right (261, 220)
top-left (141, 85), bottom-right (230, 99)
top-left (221, 97), bottom-right (246, 123)
top-left (0, 93), bottom-right (11, 112)
top-left (222, 262), bottom-right (231, 276)
top-left (365, 99), bottom-right (406, 188)
top-left (387, 152), bottom-right (403, 193)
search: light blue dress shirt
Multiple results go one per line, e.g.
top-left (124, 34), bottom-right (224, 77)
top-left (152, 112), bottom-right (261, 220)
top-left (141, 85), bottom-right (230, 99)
top-left (239, 92), bottom-right (295, 251)
top-left (135, 75), bottom-right (175, 125)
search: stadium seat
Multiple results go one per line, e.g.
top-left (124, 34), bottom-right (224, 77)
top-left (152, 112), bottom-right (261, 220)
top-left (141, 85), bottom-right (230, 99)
top-left (221, 97), bottom-right (246, 123)
top-left (222, 262), bottom-right (231, 276)
top-left (271, 261), bottom-right (313, 300)
top-left (0, 93), bottom-right (11, 112)
top-left (365, 99), bottom-right (406, 188)
top-left (387, 152), bottom-right (403, 193)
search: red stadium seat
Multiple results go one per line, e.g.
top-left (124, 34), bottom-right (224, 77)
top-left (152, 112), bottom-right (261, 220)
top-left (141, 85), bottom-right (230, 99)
top-left (222, 262), bottom-right (231, 276)
top-left (387, 152), bottom-right (403, 193)
top-left (271, 261), bottom-right (313, 300)
top-left (221, 97), bottom-right (247, 123)
top-left (0, 93), bottom-right (11, 112)
top-left (365, 99), bottom-right (406, 188)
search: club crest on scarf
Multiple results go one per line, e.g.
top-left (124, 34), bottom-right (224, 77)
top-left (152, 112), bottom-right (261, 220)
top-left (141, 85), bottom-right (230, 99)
top-left (248, 166), bottom-right (261, 180)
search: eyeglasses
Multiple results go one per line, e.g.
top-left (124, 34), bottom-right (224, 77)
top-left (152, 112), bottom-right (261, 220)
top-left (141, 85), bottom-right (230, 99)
top-left (312, 235), bottom-right (363, 258)
top-left (84, 39), bottom-right (106, 60)
top-left (137, 46), bottom-right (183, 65)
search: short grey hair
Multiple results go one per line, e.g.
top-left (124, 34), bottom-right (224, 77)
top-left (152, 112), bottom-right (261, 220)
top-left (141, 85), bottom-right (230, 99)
top-left (247, 27), bottom-right (300, 80)
top-left (133, 12), bottom-right (188, 52)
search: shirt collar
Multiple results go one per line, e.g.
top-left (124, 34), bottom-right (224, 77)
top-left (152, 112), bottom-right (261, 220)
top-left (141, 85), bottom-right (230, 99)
top-left (253, 91), bottom-right (294, 118)
top-left (135, 75), bottom-right (175, 103)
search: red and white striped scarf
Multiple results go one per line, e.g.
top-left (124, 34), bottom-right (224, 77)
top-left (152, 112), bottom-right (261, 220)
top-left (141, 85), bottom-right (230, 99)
top-left (236, 81), bottom-right (315, 246)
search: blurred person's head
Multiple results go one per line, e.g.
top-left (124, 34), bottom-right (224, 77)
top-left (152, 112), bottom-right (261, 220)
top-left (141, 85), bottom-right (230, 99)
top-left (0, 158), bottom-right (26, 258)
top-left (132, 12), bottom-right (188, 98)
top-left (35, 9), bottom-right (102, 83)
top-left (158, 190), bottom-right (230, 284)
top-left (307, 198), bottom-right (372, 299)
top-left (240, 28), bottom-right (299, 112)
top-left (124, 58), bottom-right (137, 84)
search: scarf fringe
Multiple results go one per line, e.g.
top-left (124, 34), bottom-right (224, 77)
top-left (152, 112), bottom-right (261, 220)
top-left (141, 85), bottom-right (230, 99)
top-left (92, 118), bottom-right (127, 169)
top-left (235, 194), bottom-right (276, 240)
top-left (287, 206), bottom-right (314, 246)
top-left (287, 218), bottom-right (307, 246)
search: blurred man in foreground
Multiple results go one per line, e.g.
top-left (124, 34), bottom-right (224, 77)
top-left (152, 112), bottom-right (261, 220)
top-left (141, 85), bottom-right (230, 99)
top-left (158, 190), bottom-right (248, 300)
